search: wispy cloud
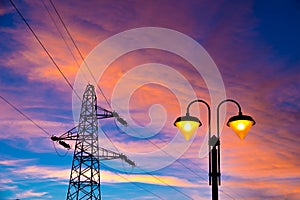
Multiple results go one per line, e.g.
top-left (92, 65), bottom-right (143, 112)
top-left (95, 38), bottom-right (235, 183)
top-left (0, 158), bottom-right (35, 166)
top-left (16, 189), bottom-right (48, 199)
top-left (9, 164), bottom-right (199, 188)
top-left (102, 170), bottom-right (199, 188)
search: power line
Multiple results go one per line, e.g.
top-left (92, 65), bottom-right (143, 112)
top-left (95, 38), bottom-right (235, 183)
top-left (100, 121), bottom-right (122, 154)
top-left (125, 125), bottom-right (207, 182)
top-left (129, 125), bottom-right (235, 199)
top-left (43, 4), bottom-right (199, 187)
top-left (101, 123), bottom-right (194, 198)
top-left (46, 4), bottom-right (217, 192)
top-left (0, 95), bottom-right (165, 198)
top-left (0, 95), bottom-right (51, 137)
top-left (37, 3), bottom-right (234, 198)
top-left (99, 120), bottom-right (193, 198)
top-left (0, 95), bottom-right (72, 158)
top-left (40, 0), bottom-right (94, 87)
top-left (128, 125), bottom-right (235, 200)
top-left (38, 4), bottom-right (190, 195)
top-left (46, 2), bottom-right (235, 194)
top-left (9, 1), bottom-right (237, 198)
top-left (114, 172), bottom-right (165, 200)
top-left (220, 189), bottom-right (239, 200)
top-left (135, 165), bottom-right (193, 200)
top-left (0, 94), bottom-right (190, 199)
top-left (41, 1), bottom-right (81, 70)
top-left (101, 122), bottom-right (194, 199)
top-left (52, 140), bottom-right (70, 157)
top-left (48, 0), bottom-right (111, 109)
top-left (0, 95), bottom-right (165, 199)
top-left (6, 2), bottom-right (162, 194)
top-left (8, 0), bottom-right (81, 101)
top-left (6, 2), bottom-right (177, 198)
top-left (110, 123), bottom-right (236, 199)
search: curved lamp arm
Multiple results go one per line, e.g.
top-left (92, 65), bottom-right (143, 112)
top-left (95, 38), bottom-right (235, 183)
top-left (186, 99), bottom-right (211, 138)
top-left (216, 99), bottom-right (241, 138)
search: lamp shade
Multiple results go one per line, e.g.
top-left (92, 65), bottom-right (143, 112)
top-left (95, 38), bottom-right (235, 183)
top-left (227, 114), bottom-right (255, 140)
top-left (174, 115), bottom-right (201, 140)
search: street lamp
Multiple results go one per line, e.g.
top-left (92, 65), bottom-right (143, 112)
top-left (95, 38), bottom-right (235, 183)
top-left (174, 99), bottom-right (255, 200)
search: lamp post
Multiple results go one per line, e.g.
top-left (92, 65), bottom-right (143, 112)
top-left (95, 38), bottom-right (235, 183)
top-left (174, 99), bottom-right (255, 200)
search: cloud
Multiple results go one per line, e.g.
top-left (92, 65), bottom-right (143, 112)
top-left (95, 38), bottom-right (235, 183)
top-left (0, 118), bottom-right (75, 153)
top-left (8, 164), bottom-right (198, 188)
top-left (16, 189), bottom-right (48, 199)
top-left (0, 158), bottom-right (35, 166)
top-left (13, 165), bottom-right (70, 181)
top-left (102, 170), bottom-right (199, 188)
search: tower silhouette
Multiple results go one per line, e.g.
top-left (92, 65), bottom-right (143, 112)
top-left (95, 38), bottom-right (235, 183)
top-left (51, 84), bottom-right (134, 200)
top-left (67, 84), bottom-right (101, 199)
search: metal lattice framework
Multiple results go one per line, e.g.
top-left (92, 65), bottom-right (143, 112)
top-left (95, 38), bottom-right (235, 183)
top-left (66, 84), bottom-right (101, 200)
top-left (51, 84), bottom-right (135, 200)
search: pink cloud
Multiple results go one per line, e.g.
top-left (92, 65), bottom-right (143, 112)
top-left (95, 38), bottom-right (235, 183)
top-left (0, 158), bottom-right (35, 166)
top-left (16, 189), bottom-right (48, 199)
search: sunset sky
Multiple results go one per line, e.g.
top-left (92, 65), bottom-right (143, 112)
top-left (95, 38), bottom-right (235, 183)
top-left (1, 0), bottom-right (300, 199)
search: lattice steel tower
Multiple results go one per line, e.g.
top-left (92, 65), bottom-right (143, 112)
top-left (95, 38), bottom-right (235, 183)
top-left (67, 84), bottom-right (100, 199)
top-left (51, 84), bottom-right (135, 200)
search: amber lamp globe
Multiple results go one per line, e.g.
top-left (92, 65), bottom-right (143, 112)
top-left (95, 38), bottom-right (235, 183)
top-left (174, 115), bottom-right (201, 140)
top-left (227, 113), bottom-right (256, 140)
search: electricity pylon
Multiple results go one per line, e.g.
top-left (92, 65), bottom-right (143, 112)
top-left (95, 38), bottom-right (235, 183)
top-left (51, 84), bottom-right (135, 200)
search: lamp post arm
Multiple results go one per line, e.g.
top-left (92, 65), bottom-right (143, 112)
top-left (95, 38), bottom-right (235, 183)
top-left (186, 99), bottom-right (211, 137)
top-left (216, 99), bottom-right (242, 137)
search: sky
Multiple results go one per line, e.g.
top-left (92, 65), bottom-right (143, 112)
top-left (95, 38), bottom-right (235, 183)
top-left (0, 0), bottom-right (300, 199)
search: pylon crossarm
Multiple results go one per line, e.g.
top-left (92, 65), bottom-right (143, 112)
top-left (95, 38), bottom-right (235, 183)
top-left (98, 147), bottom-right (135, 167)
top-left (51, 126), bottom-right (78, 140)
top-left (51, 126), bottom-right (78, 149)
top-left (96, 105), bottom-right (115, 119)
top-left (96, 106), bottom-right (128, 126)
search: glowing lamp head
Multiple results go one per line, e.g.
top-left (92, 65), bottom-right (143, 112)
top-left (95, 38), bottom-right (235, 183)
top-left (174, 115), bottom-right (201, 140)
top-left (227, 113), bottom-right (256, 140)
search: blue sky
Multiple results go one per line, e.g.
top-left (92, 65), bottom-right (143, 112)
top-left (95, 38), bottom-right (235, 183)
top-left (0, 0), bottom-right (300, 199)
